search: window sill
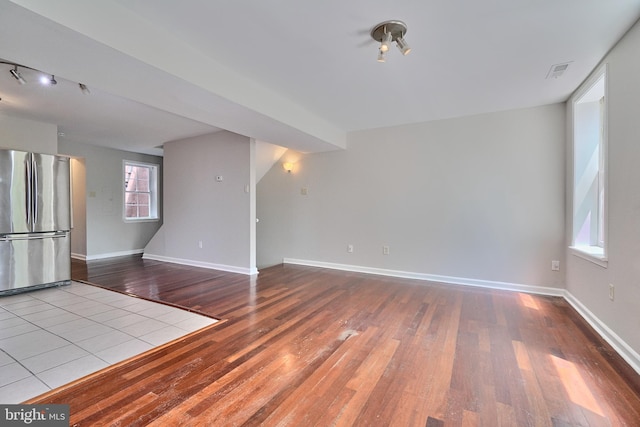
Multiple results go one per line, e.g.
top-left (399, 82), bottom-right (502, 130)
top-left (124, 218), bottom-right (160, 223)
top-left (569, 246), bottom-right (608, 268)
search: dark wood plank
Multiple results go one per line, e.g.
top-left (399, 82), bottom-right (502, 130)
top-left (24, 255), bottom-right (640, 426)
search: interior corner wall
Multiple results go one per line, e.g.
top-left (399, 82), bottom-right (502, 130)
top-left (145, 131), bottom-right (253, 273)
top-left (70, 158), bottom-right (87, 258)
top-left (565, 19), bottom-right (640, 360)
top-left (257, 103), bottom-right (566, 288)
top-left (58, 140), bottom-right (163, 259)
top-left (0, 114), bottom-right (58, 154)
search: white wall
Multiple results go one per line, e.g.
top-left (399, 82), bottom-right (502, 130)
top-left (566, 19), bottom-right (640, 367)
top-left (144, 131), bottom-right (256, 274)
top-left (59, 140), bottom-right (163, 259)
top-left (0, 114), bottom-right (57, 154)
top-left (258, 104), bottom-right (566, 289)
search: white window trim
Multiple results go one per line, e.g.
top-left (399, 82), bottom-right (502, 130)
top-left (569, 245), bottom-right (608, 268)
top-left (123, 160), bottom-right (160, 222)
top-left (569, 63), bottom-right (608, 268)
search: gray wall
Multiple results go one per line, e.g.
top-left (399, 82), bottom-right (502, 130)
top-left (566, 19), bottom-right (640, 363)
top-left (257, 103), bottom-right (566, 289)
top-left (59, 140), bottom-right (163, 259)
top-left (144, 131), bottom-right (256, 274)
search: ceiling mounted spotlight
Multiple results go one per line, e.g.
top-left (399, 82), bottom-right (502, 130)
top-left (380, 31), bottom-right (392, 53)
top-left (39, 75), bottom-right (57, 85)
top-left (370, 20), bottom-right (411, 61)
top-left (396, 36), bottom-right (411, 56)
top-left (9, 65), bottom-right (26, 84)
top-left (377, 48), bottom-right (386, 63)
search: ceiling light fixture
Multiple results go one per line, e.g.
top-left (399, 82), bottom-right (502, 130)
top-left (40, 74), bottom-right (57, 86)
top-left (9, 65), bottom-right (26, 84)
top-left (2, 60), bottom-right (90, 95)
top-left (370, 20), bottom-right (411, 61)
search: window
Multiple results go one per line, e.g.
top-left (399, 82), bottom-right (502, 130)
top-left (124, 161), bottom-right (159, 221)
top-left (571, 65), bottom-right (607, 265)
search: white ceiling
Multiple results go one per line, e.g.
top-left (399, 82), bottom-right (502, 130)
top-left (0, 0), bottom-right (639, 155)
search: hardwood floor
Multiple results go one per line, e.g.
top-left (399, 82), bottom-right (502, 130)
top-left (28, 255), bottom-right (640, 426)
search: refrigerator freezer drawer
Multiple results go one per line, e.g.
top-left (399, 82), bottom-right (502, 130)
top-left (0, 232), bottom-right (71, 295)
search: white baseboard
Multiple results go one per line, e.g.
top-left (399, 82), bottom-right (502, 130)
top-left (283, 257), bottom-right (640, 376)
top-left (143, 253), bottom-right (259, 276)
top-left (564, 291), bottom-right (640, 375)
top-left (283, 258), bottom-right (564, 296)
top-left (85, 249), bottom-right (144, 261)
top-left (71, 253), bottom-right (86, 261)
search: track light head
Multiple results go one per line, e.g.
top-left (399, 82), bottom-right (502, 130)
top-left (9, 66), bottom-right (26, 84)
top-left (370, 20), bottom-right (411, 62)
top-left (40, 74), bottom-right (57, 86)
top-left (396, 36), bottom-right (411, 56)
top-left (380, 31), bottom-right (392, 53)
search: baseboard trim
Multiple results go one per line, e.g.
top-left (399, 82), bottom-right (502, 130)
top-left (283, 258), bottom-right (564, 296)
top-left (71, 253), bottom-right (87, 261)
top-left (86, 249), bottom-right (144, 261)
top-left (143, 253), bottom-right (259, 276)
top-left (564, 291), bottom-right (640, 375)
top-left (283, 257), bottom-right (640, 376)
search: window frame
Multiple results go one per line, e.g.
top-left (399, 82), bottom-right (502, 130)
top-left (569, 64), bottom-right (608, 268)
top-left (123, 160), bottom-right (160, 222)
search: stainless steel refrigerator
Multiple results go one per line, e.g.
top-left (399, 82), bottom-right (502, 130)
top-left (0, 149), bottom-right (71, 295)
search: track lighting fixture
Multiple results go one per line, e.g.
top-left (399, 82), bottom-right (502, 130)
top-left (9, 65), bottom-right (26, 84)
top-left (370, 20), bottom-right (411, 62)
top-left (2, 61), bottom-right (88, 93)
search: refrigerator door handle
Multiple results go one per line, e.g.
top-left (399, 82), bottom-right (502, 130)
top-left (32, 157), bottom-right (38, 226)
top-left (0, 232), bottom-right (67, 242)
top-left (25, 157), bottom-right (31, 225)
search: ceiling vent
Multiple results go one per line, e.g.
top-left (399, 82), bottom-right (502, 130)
top-left (546, 62), bottom-right (572, 79)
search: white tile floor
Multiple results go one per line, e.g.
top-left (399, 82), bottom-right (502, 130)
top-left (0, 282), bottom-right (218, 403)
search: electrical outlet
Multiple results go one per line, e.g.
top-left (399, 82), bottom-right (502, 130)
top-left (301, 187), bottom-right (308, 196)
top-left (609, 284), bottom-right (615, 301)
top-left (383, 245), bottom-right (390, 255)
top-left (551, 260), bottom-right (560, 271)
top-left (198, 240), bottom-right (203, 249)
top-left (347, 244), bottom-right (354, 253)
